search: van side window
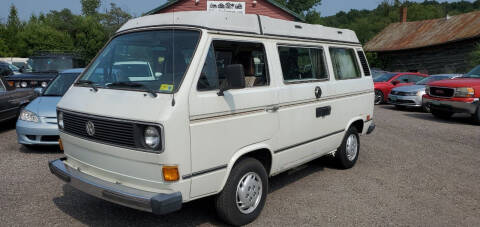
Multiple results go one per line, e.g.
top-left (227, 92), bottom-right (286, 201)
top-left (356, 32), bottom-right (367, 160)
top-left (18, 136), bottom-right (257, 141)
top-left (329, 47), bottom-right (361, 80)
top-left (197, 40), bottom-right (269, 91)
top-left (278, 46), bottom-right (328, 82)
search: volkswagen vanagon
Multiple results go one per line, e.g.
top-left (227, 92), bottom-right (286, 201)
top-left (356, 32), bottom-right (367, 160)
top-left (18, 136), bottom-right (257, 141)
top-left (49, 12), bottom-right (375, 226)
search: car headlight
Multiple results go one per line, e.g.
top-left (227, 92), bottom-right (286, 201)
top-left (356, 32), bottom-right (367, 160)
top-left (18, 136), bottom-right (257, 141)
top-left (19, 109), bottom-right (39, 123)
top-left (41, 81), bottom-right (48, 87)
top-left (455, 87), bottom-right (475, 98)
top-left (144, 126), bottom-right (161, 150)
top-left (425, 86), bottom-right (430, 95)
top-left (57, 111), bottom-right (64, 130)
top-left (20, 81), bottom-right (28, 88)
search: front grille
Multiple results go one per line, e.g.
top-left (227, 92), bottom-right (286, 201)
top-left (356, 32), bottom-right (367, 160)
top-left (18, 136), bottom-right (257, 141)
top-left (62, 111), bottom-right (137, 148)
top-left (430, 87), bottom-right (455, 98)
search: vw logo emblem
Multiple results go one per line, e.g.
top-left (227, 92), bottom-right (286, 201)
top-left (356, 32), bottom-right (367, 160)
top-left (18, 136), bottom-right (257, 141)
top-left (85, 121), bottom-right (95, 136)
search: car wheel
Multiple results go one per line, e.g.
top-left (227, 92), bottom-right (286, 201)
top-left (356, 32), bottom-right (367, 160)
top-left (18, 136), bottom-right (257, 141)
top-left (215, 158), bottom-right (268, 226)
top-left (334, 127), bottom-right (360, 169)
top-left (431, 109), bottom-right (453, 119)
top-left (422, 104), bottom-right (431, 113)
top-left (374, 90), bottom-right (384, 105)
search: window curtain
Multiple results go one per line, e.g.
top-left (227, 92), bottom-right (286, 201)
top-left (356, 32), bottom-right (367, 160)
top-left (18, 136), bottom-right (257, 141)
top-left (310, 49), bottom-right (325, 79)
top-left (331, 48), bottom-right (359, 79)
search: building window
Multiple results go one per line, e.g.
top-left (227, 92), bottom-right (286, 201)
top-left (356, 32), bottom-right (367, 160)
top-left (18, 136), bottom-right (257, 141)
top-left (278, 46), bottom-right (328, 82)
top-left (197, 40), bottom-right (269, 91)
top-left (330, 47), bottom-right (361, 80)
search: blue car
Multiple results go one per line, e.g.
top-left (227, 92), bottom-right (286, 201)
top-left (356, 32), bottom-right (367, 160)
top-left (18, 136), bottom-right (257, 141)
top-left (16, 68), bottom-right (84, 146)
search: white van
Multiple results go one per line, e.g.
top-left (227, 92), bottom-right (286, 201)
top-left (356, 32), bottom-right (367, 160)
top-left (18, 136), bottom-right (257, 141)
top-left (49, 12), bottom-right (375, 226)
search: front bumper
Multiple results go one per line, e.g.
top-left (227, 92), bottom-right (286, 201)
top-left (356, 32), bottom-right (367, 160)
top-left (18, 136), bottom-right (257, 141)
top-left (388, 94), bottom-right (422, 107)
top-left (16, 119), bottom-right (59, 145)
top-left (48, 158), bottom-right (182, 215)
top-left (422, 97), bottom-right (479, 114)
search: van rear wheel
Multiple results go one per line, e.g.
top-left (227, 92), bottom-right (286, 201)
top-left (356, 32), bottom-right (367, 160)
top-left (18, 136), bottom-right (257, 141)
top-left (334, 127), bottom-right (360, 169)
top-left (215, 158), bottom-right (268, 226)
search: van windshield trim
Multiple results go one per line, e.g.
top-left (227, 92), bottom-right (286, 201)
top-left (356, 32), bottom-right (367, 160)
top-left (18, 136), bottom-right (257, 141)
top-left (75, 28), bottom-right (203, 94)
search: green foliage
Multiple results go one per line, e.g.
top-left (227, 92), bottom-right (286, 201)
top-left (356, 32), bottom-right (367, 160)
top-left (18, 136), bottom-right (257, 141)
top-left (16, 22), bottom-right (75, 57)
top-left (273, 0), bottom-right (322, 17)
top-left (470, 43), bottom-right (480, 67)
top-left (81, 0), bottom-right (101, 16)
top-left (0, 1), bottom-right (132, 63)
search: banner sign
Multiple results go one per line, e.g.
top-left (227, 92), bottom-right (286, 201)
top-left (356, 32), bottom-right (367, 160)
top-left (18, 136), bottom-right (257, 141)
top-left (207, 1), bottom-right (246, 14)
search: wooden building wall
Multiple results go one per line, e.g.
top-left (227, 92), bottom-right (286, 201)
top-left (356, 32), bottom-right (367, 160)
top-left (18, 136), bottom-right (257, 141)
top-left (377, 38), bottom-right (479, 74)
top-left (156, 0), bottom-right (296, 21)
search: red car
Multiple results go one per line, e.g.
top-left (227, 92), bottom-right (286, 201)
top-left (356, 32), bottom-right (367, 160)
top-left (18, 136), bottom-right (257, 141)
top-left (423, 65), bottom-right (480, 124)
top-left (374, 72), bottom-right (429, 104)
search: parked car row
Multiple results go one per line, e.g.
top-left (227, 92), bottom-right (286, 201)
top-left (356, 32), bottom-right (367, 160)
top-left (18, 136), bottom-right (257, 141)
top-left (373, 65), bottom-right (480, 124)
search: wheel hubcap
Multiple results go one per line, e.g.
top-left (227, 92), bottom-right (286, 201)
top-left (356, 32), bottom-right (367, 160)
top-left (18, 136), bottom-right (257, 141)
top-left (375, 92), bottom-right (382, 104)
top-left (236, 172), bottom-right (262, 214)
top-left (346, 134), bottom-right (358, 161)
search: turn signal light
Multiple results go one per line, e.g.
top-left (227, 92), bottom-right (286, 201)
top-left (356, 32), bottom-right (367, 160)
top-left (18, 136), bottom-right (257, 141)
top-left (8, 81), bottom-right (14, 87)
top-left (366, 115), bottom-right (371, 121)
top-left (58, 139), bottom-right (64, 151)
top-left (162, 166), bottom-right (179, 182)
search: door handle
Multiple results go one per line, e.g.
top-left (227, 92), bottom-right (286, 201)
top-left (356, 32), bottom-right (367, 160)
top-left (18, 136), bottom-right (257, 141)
top-left (266, 105), bottom-right (279, 113)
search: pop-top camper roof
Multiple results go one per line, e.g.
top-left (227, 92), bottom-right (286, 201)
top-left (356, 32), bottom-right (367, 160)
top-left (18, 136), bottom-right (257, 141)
top-left (118, 12), bottom-right (360, 45)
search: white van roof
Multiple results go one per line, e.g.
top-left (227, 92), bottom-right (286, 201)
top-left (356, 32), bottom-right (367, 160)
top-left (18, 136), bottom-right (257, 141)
top-left (118, 12), bottom-right (360, 45)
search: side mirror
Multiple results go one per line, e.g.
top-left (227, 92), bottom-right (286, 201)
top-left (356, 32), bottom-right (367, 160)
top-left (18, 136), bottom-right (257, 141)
top-left (34, 87), bottom-right (43, 96)
top-left (218, 64), bottom-right (245, 96)
top-left (392, 80), bottom-right (400, 85)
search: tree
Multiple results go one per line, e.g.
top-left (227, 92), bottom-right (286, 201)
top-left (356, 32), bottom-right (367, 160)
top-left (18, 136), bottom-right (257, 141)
top-left (102, 3), bottom-right (132, 36)
top-left (470, 43), bottom-right (480, 67)
top-left (16, 22), bottom-right (75, 57)
top-left (274, 0), bottom-right (322, 18)
top-left (81, 0), bottom-right (101, 16)
top-left (4, 5), bottom-right (23, 56)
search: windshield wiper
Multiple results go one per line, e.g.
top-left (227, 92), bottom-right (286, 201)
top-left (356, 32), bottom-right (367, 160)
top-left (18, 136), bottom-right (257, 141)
top-left (76, 79), bottom-right (98, 92)
top-left (107, 82), bottom-right (158, 97)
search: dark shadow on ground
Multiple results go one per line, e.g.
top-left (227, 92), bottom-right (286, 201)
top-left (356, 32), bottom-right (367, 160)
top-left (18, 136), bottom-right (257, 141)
top-left (404, 112), bottom-right (474, 125)
top-left (52, 155), bottom-right (337, 226)
top-left (0, 119), bottom-right (16, 133)
top-left (18, 144), bottom-right (61, 154)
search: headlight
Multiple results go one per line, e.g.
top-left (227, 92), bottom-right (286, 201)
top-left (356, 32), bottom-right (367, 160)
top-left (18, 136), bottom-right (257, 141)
top-left (455, 87), bottom-right (475, 98)
top-left (57, 112), bottom-right (64, 129)
top-left (144, 126), bottom-right (161, 149)
top-left (20, 81), bottom-right (28, 88)
top-left (19, 109), bottom-right (39, 123)
top-left (425, 86), bottom-right (430, 95)
top-left (41, 81), bottom-right (48, 87)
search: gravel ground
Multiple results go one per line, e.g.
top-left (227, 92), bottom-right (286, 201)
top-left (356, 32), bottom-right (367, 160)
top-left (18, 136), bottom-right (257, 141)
top-left (0, 105), bottom-right (479, 226)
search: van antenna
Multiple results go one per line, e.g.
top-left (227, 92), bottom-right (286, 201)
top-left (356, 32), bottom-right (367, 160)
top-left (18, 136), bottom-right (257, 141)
top-left (171, 9), bottom-right (176, 106)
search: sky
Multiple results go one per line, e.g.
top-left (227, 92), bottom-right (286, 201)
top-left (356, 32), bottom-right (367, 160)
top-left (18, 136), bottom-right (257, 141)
top-left (0, 0), bottom-right (474, 22)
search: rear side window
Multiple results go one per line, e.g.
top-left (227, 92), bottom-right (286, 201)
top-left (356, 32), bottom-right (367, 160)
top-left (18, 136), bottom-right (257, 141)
top-left (330, 47), bottom-right (361, 80)
top-left (278, 46), bottom-right (328, 82)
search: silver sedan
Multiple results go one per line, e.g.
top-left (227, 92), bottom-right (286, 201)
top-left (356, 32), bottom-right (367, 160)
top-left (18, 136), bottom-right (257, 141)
top-left (16, 68), bottom-right (83, 146)
top-left (388, 74), bottom-right (462, 111)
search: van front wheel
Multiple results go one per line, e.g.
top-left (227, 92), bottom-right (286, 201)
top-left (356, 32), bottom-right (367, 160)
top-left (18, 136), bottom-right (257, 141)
top-left (334, 127), bottom-right (360, 169)
top-left (215, 158), bottom-right (268, 226)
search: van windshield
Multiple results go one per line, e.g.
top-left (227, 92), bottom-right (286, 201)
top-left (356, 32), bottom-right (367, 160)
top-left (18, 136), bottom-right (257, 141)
top-left (78, 29), bottom-right (200, 93)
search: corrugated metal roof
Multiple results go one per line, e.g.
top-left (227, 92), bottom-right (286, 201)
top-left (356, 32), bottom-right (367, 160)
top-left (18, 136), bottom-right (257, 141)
top-left (364, 11), bottom-right (480, 52)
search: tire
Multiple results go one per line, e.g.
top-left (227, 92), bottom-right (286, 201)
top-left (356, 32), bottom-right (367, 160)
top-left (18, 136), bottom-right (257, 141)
top-left (374, 90), bottom-right (384, 105)
top-left (215, 158), bottom-right (268, 226)
top-left (334, 127), bottom-right (360, 169)
top-left (431, 109), bottom-right (453, 119)
top-left (422, 104), bottom-right (431, 113)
